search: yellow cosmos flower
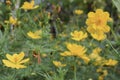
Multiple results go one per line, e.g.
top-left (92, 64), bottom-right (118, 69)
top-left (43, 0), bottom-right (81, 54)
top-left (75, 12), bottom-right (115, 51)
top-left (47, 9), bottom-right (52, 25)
top-left (60, 43), bottom-right (89, 63)
top-left (21, 0), bottom-right (39, 10)
top-left (86, 9), bottom-right (111, 41)
top-left (2, 52), bottom-right (29, 69)
top-left (67, 43), bottom-right (87, 56)
top-left (27, 30), bottom-right (42, 39)
top-left (86, 9), bottom-right (111, 27)
top-left (104, 59), bottom-right (118, 66)
top-left (53, 61), bottom-right (66, 67)
top-left (9, 16), bottom-right (17, 25)
top-left (61, 43), bottom-right (87, 56)
top-left (74, 9), bottom-right (83, 15)
top-left (71, 30), bottom-right (88, 41)
top-left (5, 16), bottom-right (17, 25)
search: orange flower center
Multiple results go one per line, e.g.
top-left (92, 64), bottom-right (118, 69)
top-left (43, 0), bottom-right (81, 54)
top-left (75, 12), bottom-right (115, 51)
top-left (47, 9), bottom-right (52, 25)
top-left (96, 19), bottom-right (102, 26)
top-left (14, 57), bottom-right (18, 63)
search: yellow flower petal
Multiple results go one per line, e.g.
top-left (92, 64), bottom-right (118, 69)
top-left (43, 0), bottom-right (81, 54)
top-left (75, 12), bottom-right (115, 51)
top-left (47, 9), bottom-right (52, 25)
top-left (20, 58), bottom-right (29, 63)
top-left (71, 30), bottom-right (88, 41)
top-left (6, 54), bottom-right (14, 63)
top-left (2, 60), bottom-right (16, 68)
top-left (53, 61), bottom-right (66, 67)
top-left (60, 51), bottom-right (72, 56)
top-left (17, 52), bottom-right (25, 62)
top-left (66, 43), bottom-right (87, 56)
top-left (88, 12), bottom-right (95, 18)
top-left (15, 64), bottom-right (27, 69)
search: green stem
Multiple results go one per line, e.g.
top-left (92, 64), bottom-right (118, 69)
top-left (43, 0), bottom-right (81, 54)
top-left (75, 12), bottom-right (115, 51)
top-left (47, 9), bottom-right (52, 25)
top-left (26, 13), bottom-right (37, 27)
top-left (106, 39), bottom-right (120, 57)
top-left (110, 26), bottom-right (118, 41)
top-left (74, 58), bottom-right (77, 80)
top-left (12, 69), bottom-right (17, 79)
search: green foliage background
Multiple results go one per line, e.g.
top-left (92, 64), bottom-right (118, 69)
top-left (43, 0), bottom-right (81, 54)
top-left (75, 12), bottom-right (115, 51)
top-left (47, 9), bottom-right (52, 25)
top-left (0, 0), bottom-right (120, 80)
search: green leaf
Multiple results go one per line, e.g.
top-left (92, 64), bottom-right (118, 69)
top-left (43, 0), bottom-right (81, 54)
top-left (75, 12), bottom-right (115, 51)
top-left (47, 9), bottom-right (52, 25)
top-left (112, 0), bottom-right (120, 12)
top-left (0, 30), bottom-right (3, 39)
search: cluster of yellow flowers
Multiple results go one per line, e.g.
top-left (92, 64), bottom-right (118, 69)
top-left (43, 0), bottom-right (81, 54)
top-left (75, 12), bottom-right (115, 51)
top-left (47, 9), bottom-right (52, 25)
top-left (86, 9), bottom-right (112, 41)
top-left (2, 6), bottom-right (118, 80)
top-left (55, 9), bottom-right (117, 68)
top-left (89, 48), bottom-right (118, 66)
top-left (4, 0), bottom-right (39, 25)
top-left (60, 43), bottom-right (118, 66)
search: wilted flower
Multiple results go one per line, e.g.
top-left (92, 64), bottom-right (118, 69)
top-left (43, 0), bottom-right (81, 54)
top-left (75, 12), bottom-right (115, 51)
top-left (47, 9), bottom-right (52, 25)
top-left (53, 61), bottom-right (66, 67)
top-left (71, 30), bottom-right (88, 41)
top-left (2, 52), bottom-right (29, 69)
top-left (21, 0), bottom-right (39, 10)
top-left (27, 30), bottom-right (42, 39)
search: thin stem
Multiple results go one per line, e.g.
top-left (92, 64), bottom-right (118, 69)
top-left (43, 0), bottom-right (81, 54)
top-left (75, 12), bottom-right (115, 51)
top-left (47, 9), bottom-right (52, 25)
top-left (26, 13), bottom-right (37, 27)
top-left (74, 57), bottom-right (77, 80)
top-left (12, 69), bottom-right (17, 79)
top-left (106, 39), bottom-right (120, 57)
top-left (110, 24), bottom-right (118, 41)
